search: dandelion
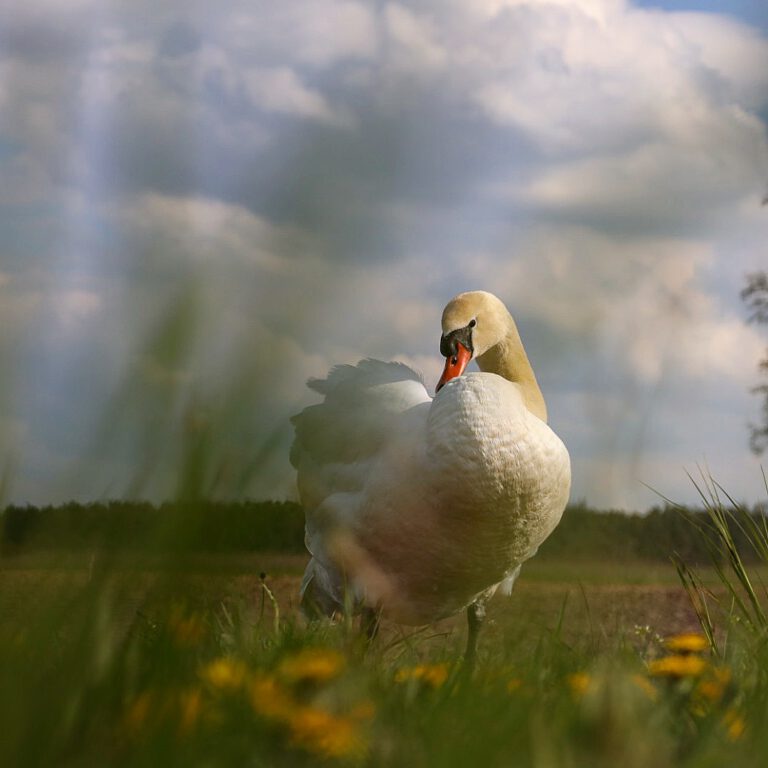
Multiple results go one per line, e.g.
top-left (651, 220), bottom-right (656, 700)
top-left (507, 678), bottom-right (524, 693)
top-left (648, 654), bottom-right (707, 678)
top-left (394, 663), bottom-right (450, 688)
top-left (177, 688), bottom-right (203, 735)
top-left (567, 672), bottom-right (591, 697)
top-left (278, 648), bottom-right (346, 684)
top-left (287, 706), bottom-right (367, 760)
top-left (201, 657), bottom-right (248, 691)
top-left (663, 633), bottom-right (709, 654)
top-left (696, 666), bottom-right (732, 704)
top-left (250, 674), bottom-right (296, 721)
top-left (722, 708), bottom-right (746, 741)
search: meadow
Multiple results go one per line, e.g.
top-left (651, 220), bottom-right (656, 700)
top-left (2, 495), bottom-right (768, 767)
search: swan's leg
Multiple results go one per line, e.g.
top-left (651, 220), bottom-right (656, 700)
top-left (362, 606), bottom-right (382, 643)
top-left (465, 597), bottom-right (487, 667)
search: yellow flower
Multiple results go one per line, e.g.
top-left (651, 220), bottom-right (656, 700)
top-left (123, 690), bottom-right (154, 735)
top-left (663, 633), bottom-right (709, 654)
top-left (696, 666), bottom-right (732, 704)
top-left (648, 654), bottom-right (707, 678)
top-left (723, 708), bottom-right (746, 741)
top-left (278, 648), bottom-right (346, 684)
top-left (250, 674), bottom-right (296, 721)
top-left (201, 658), bottom-right (248, 691)
top-left (394, 663), bottom-right (450, 688)
top-left (567, 673), bottom-right (592, 697)
top-left (507, 678), bottom-right (524, 693)
top-left (177, 688), bottom-right (203, 735)
top-left (287, 706), bottom-right (367, 760)
top-left (631, 674), bottom-right (658, 701)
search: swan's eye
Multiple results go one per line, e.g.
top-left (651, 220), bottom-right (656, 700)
top-left (468, 319), bottom-right (477, 328)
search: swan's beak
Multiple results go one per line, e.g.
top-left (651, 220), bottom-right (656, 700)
top-left (436, 342), bottom-right (472, 392)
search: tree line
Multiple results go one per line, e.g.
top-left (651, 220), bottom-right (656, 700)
top-left (0, 500), bottom-right (306, 554)
top-left (2, 499), bottom-right (766, 564)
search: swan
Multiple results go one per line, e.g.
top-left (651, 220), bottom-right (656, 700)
top-left (290, 291), bottom-right (570, 658)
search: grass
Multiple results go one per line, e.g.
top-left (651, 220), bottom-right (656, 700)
top-left (2, 288), bottom-right (767, 765)
top-left (0, 549), bottom-right (765, 767)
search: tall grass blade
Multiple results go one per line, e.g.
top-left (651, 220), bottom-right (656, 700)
top-left (676, 469), bottom-right (768, 649)
top-left (673, 555), bottom-right (719, 655)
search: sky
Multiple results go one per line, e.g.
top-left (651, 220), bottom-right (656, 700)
top-left (1, 0), bottom-right (767, 510)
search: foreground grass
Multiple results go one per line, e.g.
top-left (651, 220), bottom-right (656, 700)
top-left (1, 554), bottom-right (766, 767)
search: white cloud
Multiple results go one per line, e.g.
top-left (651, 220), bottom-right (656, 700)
top-left (603, 261), bottom-right (765, 386)
top-left (672, 12), bottom-right (768, 108)
top-left (383, 4), bottom-right (447, 73)
top-left (224, 1), bottom-right (377, 67)
top-left (116, 192), bottom-right (316, 272)
top-left (375, 0), bottom-right (768, 165)
top-left (516, 119), bottom-right (767, 228)
top-left (447, 0), bottom-right (623, 24)
top-left (243, 66), bottom-right (352, 126)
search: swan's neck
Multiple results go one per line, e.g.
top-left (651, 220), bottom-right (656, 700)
top-left (476, 327), bottom-right (548, 422)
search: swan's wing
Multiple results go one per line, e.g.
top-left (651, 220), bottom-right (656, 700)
top-left (292, 360), bottom-right (426, 457)
top-left (291, 359), bottom-right (431, 615)
top-left (290, 359), bottom-right (429, 504)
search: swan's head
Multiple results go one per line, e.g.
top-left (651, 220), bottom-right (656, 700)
top-left (437, 290), bottom-right (512, 391)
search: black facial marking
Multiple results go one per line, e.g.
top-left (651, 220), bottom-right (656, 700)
top-left (440, 322), bottom-right (475, 358)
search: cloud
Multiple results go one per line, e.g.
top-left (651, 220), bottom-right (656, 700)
top-left (53, 289), bottom-right (102, 327)
top-left (243, 67), bottom-right (353, 126)
top-left (115, 192), bottom-right (316, 273)
top-left (1, 0), bottom-right (768, 508)
top-left (513, 122), bottom-right (766, 234)
top-left (383, 4), bottom-right (447, 74)
top-left (0, 152), bottom-right (54, 205)
top-left (602, 257), bottom-right (765, 386)
top-left (222, 1), bottom-right (377, 68)
top-left (675, 12), bottom-right (768, 108)
top-left (0, 271), bottom-right (49, 325)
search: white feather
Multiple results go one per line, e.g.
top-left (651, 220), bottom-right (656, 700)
top-left (292, 361), bottom-right (570, 625)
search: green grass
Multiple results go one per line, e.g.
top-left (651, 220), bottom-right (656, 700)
top-left (0, 551), bottom-right (765, 767)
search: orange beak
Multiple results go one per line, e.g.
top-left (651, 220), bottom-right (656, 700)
top-left (436, 342), bottom-right (472, 392)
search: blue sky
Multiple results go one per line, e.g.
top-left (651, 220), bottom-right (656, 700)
top-left (1, 0), bottom-right (767, 510)
top-left (635, 0), bottom-right (768, 31)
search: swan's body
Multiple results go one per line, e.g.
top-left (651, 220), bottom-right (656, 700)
top-left (291, 291), bottom-right (570, 636)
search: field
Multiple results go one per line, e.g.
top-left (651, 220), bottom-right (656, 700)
top-left (0, 552), bottom-right (708, 648)
top-left (2, 548), bottom-right (766, 767)
top-left (0, 552), bottom-right (703, 650)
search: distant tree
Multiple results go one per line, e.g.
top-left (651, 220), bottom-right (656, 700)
top-left (742, 272), bottom-right (768, 453)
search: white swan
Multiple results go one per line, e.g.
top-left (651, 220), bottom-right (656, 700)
top-left (290, 291), bottom-right (570, 656)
